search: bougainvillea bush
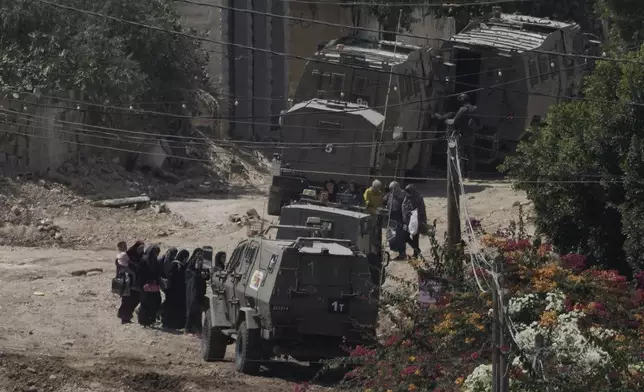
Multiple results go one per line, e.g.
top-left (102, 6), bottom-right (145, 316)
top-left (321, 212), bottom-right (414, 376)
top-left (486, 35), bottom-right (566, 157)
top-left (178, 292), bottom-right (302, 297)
top-left (332, 221), bottom-right (644, 392)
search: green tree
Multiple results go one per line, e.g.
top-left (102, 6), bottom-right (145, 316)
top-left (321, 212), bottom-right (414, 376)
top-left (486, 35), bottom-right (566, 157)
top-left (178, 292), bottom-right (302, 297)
top-left (501, 46), bottom-right (644, 275)
top-left (0, 0), bottom-right (213, 121)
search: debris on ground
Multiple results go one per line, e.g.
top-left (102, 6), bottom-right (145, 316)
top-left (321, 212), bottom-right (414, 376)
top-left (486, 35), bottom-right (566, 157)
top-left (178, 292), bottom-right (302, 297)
top-left (90, 196), bottom-right (151, 208)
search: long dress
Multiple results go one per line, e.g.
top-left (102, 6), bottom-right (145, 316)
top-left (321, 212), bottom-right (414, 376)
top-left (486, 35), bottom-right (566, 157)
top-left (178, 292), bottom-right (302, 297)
top-left (137, 245), bottom-right (162, 327)
top-left (117, 241), bottom-right (144, 323)
top-left (184, 249), bottom-right (207, 334)
top-left (161, 259), bottom-right (188, 329)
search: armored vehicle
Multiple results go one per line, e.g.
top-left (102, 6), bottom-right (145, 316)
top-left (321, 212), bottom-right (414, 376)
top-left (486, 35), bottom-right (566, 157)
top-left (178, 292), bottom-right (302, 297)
top-left (202, 235), bottom-right (380, 374)
top-left (433, 7), bottom-right (601, 167)
top-left (267, 36), bottom-right (440, 215)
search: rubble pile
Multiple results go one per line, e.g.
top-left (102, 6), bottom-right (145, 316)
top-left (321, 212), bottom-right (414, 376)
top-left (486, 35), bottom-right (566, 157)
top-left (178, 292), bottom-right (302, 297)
top-left (228, 208), bottom-right (264, 227)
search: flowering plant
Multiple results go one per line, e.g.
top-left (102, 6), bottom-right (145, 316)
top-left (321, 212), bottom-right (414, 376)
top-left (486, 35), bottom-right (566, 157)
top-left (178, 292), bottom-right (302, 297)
top-left (328, 219), bottom-right (644, 392)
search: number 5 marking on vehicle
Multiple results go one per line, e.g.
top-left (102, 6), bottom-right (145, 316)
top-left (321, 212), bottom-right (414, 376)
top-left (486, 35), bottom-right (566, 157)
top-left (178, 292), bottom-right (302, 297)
top-left (331, 301), bottom-right (344, 312)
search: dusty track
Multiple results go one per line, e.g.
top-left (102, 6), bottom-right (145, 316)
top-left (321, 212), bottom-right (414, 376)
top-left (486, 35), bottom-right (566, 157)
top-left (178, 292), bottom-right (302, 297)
top-left (0, 181), bottom-right (529, 391)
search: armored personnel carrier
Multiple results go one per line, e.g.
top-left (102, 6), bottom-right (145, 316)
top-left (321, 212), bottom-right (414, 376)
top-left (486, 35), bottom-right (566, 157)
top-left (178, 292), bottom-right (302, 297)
top-left (267, 36), bottom-right (440, 215)
top-left (433, 7), bottom-right (601, 167)
top-left (202, 234), bottom-right (380, 374)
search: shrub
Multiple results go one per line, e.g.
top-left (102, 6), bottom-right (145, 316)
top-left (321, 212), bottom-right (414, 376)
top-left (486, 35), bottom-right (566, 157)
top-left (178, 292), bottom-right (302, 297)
top-left (330, 220), bottom-right (644, 392)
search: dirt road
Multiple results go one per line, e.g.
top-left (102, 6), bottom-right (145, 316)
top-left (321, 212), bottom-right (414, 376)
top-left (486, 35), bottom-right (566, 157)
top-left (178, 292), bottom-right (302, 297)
top-left (0, 181), bottom-right (528, 392)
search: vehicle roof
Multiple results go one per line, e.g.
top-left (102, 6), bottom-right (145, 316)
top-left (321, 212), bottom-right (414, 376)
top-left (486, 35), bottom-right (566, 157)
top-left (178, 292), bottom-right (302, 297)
top-left (317, 37), bottom-right (419, 65)
top-left (451, 13), bottom-right (576, 52)
top-left (299, 241), bottom-right (355, 256)
top-left (282, 202), bottom-right (369, 219)
top-left (286, 99), bottom-right (385, 127)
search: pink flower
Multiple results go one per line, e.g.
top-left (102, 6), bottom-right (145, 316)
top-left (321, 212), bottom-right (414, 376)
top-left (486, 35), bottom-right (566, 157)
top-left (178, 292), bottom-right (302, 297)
top-left (350, 345), bottom-right (375, 357)
top-left (401, 366), bottom-right (419, 376)
top-left (293, 383), bottom-right (309, 392)
top-left (561, 253), bottom-right (587, 272)
top-left (635, 271), bottom-right (644, 289)
top-left (470, 352), bottom-right (479, 360)
top-left (384, 335), bottom-right (399, 347)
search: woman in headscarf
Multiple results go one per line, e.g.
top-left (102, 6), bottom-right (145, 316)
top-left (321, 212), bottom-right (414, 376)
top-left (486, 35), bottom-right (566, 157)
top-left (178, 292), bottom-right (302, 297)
top-left (158, 247), bottom-right (178, 268)
top-left (117, 241), bottom-right (144, 324)
top-left (161, 249), bottom-right (189, 329)
top-left (384, 181), bottom-right (406, 260)
top-left (324, 179), bottom-right (337, 203)
top-left (185, 248), bottom-right (208, 335)
top-left (363, 179), bottom-right (383, 214)
top-left (402, 184), bottom-right (428, 258)
top-left (137, 244), bottom-right (162, 327)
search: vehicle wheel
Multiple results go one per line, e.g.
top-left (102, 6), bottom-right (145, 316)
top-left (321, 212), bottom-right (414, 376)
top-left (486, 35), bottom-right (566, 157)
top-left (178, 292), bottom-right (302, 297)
top-left (202, 312), bottom-right (227, 361)
top-left (234, 321), bottom-right (261, 374)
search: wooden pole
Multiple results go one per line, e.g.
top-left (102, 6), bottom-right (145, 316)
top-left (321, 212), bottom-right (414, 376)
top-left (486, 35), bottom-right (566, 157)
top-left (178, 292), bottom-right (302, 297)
top-left (446, 120), bottom-right (461, 247)
top-left (492, 258), bottom-right (500, 392)
top-left (499, 259), bottom-right (509, 392)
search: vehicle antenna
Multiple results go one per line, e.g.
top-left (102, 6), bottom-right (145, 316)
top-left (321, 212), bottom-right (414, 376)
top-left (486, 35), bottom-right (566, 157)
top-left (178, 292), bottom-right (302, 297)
top-left (373, 8), bottom-right (402, 170)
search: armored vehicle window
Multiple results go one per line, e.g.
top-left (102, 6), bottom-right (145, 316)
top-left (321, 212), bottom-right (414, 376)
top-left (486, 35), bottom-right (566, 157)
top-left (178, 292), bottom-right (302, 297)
top-left (227, 242), bottom-right (248, 271)
top-left (528, 59), bottom-right (538, 87)
top-left (538, 55), bottom-right (549, 82)
top-left (318, 121), bottom-right (342, 136)
top-left (331, 73), bottom-right (345, 99)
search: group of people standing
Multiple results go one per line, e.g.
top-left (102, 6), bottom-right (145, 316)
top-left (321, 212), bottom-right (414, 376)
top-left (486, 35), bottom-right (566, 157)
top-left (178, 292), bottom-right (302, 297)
top-left (113, 241), bottom-right (211, 335)
top-left (314, 178), bottom-right (428, 260)
top-left (383, 182), bottom-right (428, 260)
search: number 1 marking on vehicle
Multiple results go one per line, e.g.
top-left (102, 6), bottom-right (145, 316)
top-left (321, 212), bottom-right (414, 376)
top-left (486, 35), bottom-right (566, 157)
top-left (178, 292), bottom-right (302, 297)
top-left (332, 301), bottom-right (344, 312)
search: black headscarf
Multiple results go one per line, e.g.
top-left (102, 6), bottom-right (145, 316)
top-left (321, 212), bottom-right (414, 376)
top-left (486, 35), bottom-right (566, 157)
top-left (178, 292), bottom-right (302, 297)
top-left (214, 251), bottom-right (226, 270)
top-left (126, 241), bottom-right (145, 263)
top-left (159, 247), bottom-right (178, 266)
top-left (176, 249), bottom-right (190, 263)
top-left (187, 248), bottom-right (203, 270)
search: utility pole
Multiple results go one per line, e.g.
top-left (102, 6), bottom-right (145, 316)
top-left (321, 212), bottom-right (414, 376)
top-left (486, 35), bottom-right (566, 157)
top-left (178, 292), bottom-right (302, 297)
top-left (491, 257), bottom-right (509, 392)
top-left (446, 119), bottom-right (461, 247)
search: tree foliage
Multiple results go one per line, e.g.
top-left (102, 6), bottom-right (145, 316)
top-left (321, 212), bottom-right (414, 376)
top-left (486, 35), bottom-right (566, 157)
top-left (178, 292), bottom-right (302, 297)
top-left (501, 46), bottom-right (644, 275)
top-left (0, 0), bottom-right (212, 109)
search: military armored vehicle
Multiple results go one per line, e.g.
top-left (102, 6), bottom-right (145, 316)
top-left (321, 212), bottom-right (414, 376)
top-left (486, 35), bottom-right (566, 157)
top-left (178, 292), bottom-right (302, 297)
top-left (201, 235), bottom-right (380, 374)
top-left (433, 7), bottom-right (601, 167)
top-left (267, 36), bottom-right (440, 215)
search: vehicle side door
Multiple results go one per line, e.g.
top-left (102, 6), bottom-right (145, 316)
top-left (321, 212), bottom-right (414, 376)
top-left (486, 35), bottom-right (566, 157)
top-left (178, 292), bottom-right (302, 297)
top-left (237, 240), bottom-right (260, 308)
top-left (224, 241), bottom-right (247, 326)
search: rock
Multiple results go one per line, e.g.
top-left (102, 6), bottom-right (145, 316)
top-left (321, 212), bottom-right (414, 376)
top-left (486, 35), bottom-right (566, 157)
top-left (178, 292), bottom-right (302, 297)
top-left (246, 208), bottom-right (260, 218)
top-left (62, 340), bottom-right (74, 347)
top-left (48, 375), bottom-right (57, 380)
top-left (54, 232), bottom-right (62, 240)
top-left (10, 205), bottom-right (22, 216)
top-left (23, 387), bottom-right (38, 392)
top-left (33, 292), bottom-right (45, 296)
top-left (85, 270), bottom-right (101, 277)
top-left (228, 214), bottom-right (241, 223)
top-left (26, 367), bottom-right (36, 373)
top-left (152, 203), bottom-right (170, 214)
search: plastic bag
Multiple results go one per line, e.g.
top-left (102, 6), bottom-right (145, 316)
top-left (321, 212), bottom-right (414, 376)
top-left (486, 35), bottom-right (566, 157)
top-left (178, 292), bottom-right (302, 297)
top-left (409, 209), bottom-right (419, 236)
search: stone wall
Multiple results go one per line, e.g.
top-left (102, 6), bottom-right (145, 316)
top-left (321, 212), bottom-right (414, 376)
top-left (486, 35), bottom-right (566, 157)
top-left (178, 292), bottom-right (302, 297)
top-left (0, 92), bottom-right (82, 174)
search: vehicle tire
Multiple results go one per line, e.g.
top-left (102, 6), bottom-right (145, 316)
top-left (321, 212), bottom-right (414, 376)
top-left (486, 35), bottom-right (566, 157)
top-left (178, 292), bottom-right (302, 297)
top-left (201, 312), bottom-right (227, 362)
top-left (234, 321), bottom-right (261, 374)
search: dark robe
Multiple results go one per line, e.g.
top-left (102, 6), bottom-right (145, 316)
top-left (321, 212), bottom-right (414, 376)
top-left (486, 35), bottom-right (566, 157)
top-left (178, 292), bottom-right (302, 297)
top-left (402, 186), bottom-right (427, 257)
top-left (384, 191), bottom-right (406, 254)
top-left (185, 249), bottom-right (207, 334)
top-left (137, 245), bottom-right (162, 327)
top-left (117, 241), bottom-right (144, 323)
top-left (161, 249), bottom-right (189, 329)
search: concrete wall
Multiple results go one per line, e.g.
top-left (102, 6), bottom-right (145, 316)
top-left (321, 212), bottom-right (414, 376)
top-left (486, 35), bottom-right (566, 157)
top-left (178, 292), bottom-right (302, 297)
top-left (0, 93), bottom-right (82, 174)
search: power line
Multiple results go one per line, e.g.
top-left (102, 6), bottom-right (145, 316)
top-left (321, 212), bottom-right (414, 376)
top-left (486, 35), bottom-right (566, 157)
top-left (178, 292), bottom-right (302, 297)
top-left (1, 122), bottom-right (636, 185)
top-left (276, 0), bottom-right (528, 6)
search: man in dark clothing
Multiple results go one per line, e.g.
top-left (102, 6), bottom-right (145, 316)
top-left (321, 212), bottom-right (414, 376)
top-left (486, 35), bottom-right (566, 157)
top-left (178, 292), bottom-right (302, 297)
top-left (402, 184), bottom-right (428, 258)
top-left (384, 181), bottom-right (406, 260)
top-left (343, 181), bottom-right (363, 206)
top-left (117, 241), bottom-right (144, 324)
top-left (137, 245), bottom-right (162, 327)
top-left (160, 248), bottom-right (188, 329)
top-left (185, 248), bottom-right (208, 335)
top-left (434, 93), bottom-right (478, 174)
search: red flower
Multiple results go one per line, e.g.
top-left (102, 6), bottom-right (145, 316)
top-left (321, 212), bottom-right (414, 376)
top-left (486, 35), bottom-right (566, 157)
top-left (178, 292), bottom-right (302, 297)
top-left (401, 366), bottom-right (419, 376)
top-left (632, 289), bottom-right (644, 306)
top-left (293, 382), bottom-right (309, 392)
top-left (564, 297), bottom-right (574, 312)
top-left (350, 345), bottom-right (375, 357)
top-left (470, 352), bottom-right (479, 360)
top-left (561, 253), bottom-right (587, 272)
top-left (385, 335), bottom-right (399, 347)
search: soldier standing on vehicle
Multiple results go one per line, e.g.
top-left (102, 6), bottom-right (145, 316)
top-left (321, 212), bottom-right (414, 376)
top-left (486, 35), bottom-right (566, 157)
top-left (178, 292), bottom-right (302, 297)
top-left (433, 93), bottom-right (478, 175)
top-left (363, 179), bottom-right (383, 214)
